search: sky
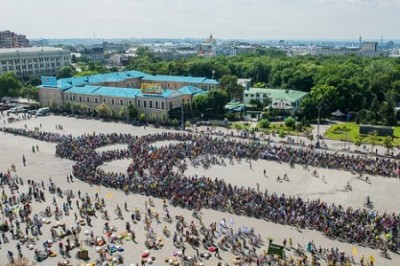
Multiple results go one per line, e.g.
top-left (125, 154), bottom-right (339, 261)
top-left (1, 0), bottom-right (400, 40)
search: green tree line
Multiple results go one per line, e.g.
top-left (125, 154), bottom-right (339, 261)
top-left (127, 47), bottom-right (400, 125)
top-left (0, 72), bottom-right (39, 101)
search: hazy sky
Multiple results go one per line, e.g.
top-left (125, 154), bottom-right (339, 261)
top-left (1, 0), bottom-right (399, 40)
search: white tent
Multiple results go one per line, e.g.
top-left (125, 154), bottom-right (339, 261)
top-left (331, 109), bottom-right (345, 117)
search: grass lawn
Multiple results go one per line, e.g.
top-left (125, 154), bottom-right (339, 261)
top-left (229, 122), bottom-right (252, 132)
top-left (325, 122), bottom-right (400, 146)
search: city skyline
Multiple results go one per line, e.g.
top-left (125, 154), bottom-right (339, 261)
top-left (1, 0), bottom-right (400, 40)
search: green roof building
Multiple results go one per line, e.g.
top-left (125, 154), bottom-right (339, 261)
top-left (243, 87), bottom-right (307, 115)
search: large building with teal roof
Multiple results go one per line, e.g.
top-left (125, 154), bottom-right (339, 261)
top-left (38, 70), bottom-right (214, 120)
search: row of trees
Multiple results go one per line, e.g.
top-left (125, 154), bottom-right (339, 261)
top-left (127, 47), bottom-right (400, 125)
top-left (0, 72), bottom-right (39, 101)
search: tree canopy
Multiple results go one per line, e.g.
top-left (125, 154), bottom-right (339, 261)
top-left (126, 48), bottom-right (400, 125)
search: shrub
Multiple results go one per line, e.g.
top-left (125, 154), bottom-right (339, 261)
top-left (258, 119), bottom-right (270, 129)
top-left (284, 116), bottom-right (296, 129)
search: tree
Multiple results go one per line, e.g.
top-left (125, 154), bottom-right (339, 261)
top-left (369, 130), bottom-right (378, 153)
top-left (192, 89), bottom-right (228, 117)
top-left (253, 82), bottom-right (266, 88)
top-left (57, 66), bottom-right (75, 78)
top-left (249, 99), bottom-right (262, 111)
top-left (118, 107), bottom-right (128, 119)
top-left (139, 113), bottom-right (146, 123)
top-left (354, 136), bottom-right (363, 149)
top-left (96, 103), bottom-right (112, 118)
top-left (234, 123), bottom-right (242, 135)
top-left (383, 136), bottom-right (393, 155)
top-left (171, 118), bottom-right (179, 128)
top-left (219, 75), bottom-right (244, 100)
top-left (0, 72), bottom-right (22, 98)
top-left (19, 85), bottom-right (39, 101)
top-left (185, 120), bottom-right (192, 128)
top-left (300, 84), bottom-right (341, 120)
top-left (258, 119), bottom-right (270, 129)
top-left (128, 104), bottom-right (138, 120)
top-left (284, 116), bottom-right (296, 130)
top-left (207, 89), bottom-right (229, 114)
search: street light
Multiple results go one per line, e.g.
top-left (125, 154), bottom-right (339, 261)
top-left (316, 105), bottom-right (322, 148)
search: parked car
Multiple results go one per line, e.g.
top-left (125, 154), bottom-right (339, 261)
top-left (7, 106), bottom-right (25, 114)
top-left (36, 107), bottom-right (51, 116)
top-left (28, 110), bottom-right (38, 115)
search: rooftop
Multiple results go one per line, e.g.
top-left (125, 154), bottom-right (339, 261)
top-left (245, 87), bottom-right (307, 102)
top-left (64, 85), bottom-right (141, 98)
top-left (178, 85), bottom-right (204, 95)
top-left (0, 46), bottom-right (68, 54)
top-left (43, 70), bottom-right (217, 90)
top-left (56, 70), bottom-right (147, 89)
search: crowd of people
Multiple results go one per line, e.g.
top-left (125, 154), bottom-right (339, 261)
top-left (0, 169), bottom-right (378, 266)
top-left (1, 126), bottom-right (400, 256)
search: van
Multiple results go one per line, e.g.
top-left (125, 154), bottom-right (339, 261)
top-left (36, 107), bottom-right (50, 116)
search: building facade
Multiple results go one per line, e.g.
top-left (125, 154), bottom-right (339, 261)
top-left (38, 70), bottom-right (212, 120)
top-left (0, 30), bottom-right (29, 48)
top-left (243, 87), bottom-right (307, 115)
top-left (141, 75), bottom-right (218, 91)
top-left (0, 47), bottom-right (71, 78)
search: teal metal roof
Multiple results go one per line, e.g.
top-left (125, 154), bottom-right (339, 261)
top-left (64, 85), bottom-right (140, 98)
top-left (66, 85), bottom-right (100, 95)
top-left (94, 87), bottom-right (140, 98)
top-left (203, 79), bottom-right (219, 85)
top-left (39, 70), bottom-right (218, 91)
top-left (55, 70), bottom-right (147, 89)
top-left (178, 85), bottom-right (204, 95)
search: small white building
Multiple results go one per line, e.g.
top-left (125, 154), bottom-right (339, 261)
top-left (243, 87), bottom-right (307, 115)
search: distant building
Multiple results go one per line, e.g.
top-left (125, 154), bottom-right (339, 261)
top-left (198, 34), bottom-right (217, 57)
top-left (243, 87), bottom-right (307, 115)
top-left (29, 39), bottom-right (49, 47)
top-left (0, 30), bottom-right (29, 48)
top-left (361, 41), bottom-right (378, 52)
top-left (81, 46), bottom-right (104, 63)
top-left (148, 46), bottom-right (197, 60)
top-left (0, 47), bottom-right (71, 78)
top-left (103, 42), bottom-right (129, 53)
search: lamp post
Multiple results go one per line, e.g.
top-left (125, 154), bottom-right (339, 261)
top-left (316, 105), bottom-right (322, 148)
top-left (181, 100), bottom-right (184, 130)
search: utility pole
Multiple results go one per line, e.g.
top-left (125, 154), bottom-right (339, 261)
top-left (181, 100), bottom-right (184, 130)
top-left (316, 105), bottom-right (322, 148)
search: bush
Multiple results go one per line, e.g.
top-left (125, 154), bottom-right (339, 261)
top-left (258, 119), bottom-right (270, 129)
top-left (172, 118), bottom-right (179, 127)
top-left (284, 116), bottom-right (296, 129)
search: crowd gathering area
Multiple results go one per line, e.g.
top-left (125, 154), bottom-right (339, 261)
top-left (0, 114), bottom-right (400, 266)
